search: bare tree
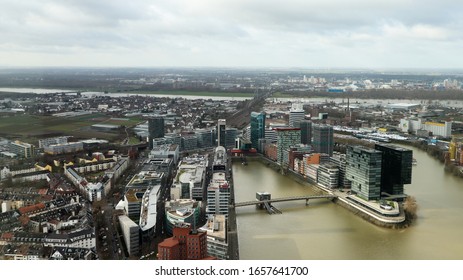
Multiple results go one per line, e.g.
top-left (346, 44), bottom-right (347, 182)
top-left (403, 196), bottom-right (418, 221)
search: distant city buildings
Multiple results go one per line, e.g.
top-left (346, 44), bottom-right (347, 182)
top-left (399, 118), bottom-right (452, 138)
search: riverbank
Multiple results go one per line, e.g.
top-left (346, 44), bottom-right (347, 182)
top-left (232, 154), bottom-right (410, 229)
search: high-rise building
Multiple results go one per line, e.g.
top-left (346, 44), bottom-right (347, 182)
top-left (250, 112), bottom-right (266, 151)
top-left (375, 144), bottom-right (413, 197)
top-left (275, 128), bottom-right (301, 166)
top-left (217, 119), bottom-right (226, 147)
top-left (346, 146), bottom-right (382, 201)
top-left (195, 129), bottom-right (214, 149)
top-left (299, 120), bottom-right (312, 144)
top-left (225, 128), bottom-right (238, 149)
top-left (330, 152), bottom-right (350, 188)
top-left (289, 103), bottom-right (305, 128)
top-left (148, 116), bottom-right (165, 149)
top-left (312, 124), bottom-right (334, 156)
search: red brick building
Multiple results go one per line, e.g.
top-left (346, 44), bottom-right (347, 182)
top-left (157, 224), bottom-right (212, 260)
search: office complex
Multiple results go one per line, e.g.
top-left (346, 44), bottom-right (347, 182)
top-left (217, 119), bottom-right (226, 147)
top-left (317, 164), bottom-right (339, 189)
top-left (275, 128), bottom-right (301, 166)
top-left (289, 103), bottom-right (305, 128)
top-left (312, 124), bottom-right (334, 156)
top-left (375, 144), bottom-right (413, 197)
top-left (225, 128), bottom-right (238, 149)
top-left (250, 112), bottom-right (266, 151)
top-left (346, 146), bottom-right (382, 201)
top-left (299, 120), bottom-right (312, 145)
top-left (148, 116), bottom-right (165, 149)
top-left (206, 147), bottom-right (230, 217)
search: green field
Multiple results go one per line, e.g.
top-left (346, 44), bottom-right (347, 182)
top-left (0, 113), bottom-right (142, 143)
top-left (130, 90), bottom-right (255, 98)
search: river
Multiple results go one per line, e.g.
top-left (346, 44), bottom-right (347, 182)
top-left (232, 145), bottom-right (463, 260)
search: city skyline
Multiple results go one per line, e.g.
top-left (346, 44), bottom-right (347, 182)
top-left (1, 0), bottom-right (462, 69)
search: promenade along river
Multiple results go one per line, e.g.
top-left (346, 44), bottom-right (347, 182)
top-left (232, 145), bottom-right (463, 260)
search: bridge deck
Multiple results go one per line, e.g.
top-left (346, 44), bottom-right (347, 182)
top-left (234, 194), bottom-right (336, 207)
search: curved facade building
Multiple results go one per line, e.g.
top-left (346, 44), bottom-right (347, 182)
top-left (165, 199), bottom-right (201, 235)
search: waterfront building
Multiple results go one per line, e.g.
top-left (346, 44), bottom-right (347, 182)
top-left (206, 172), bottom-right (230, 217)
top-left (264, 143), bottom-right (278, 161)
top-left (265, 129), bottom-right (277, 143)
top-left (346, 146), bottom-right (382, 201)
top-left (305, 164), bottom-right (320, 182)
top-left (299, 120), bottom-right (312, 144)
top-left (330, 152), bottom-right (350, 188)
top-left (199, 215), bottom-right (228, 260)
top-left (375, 144), bottom-right (413, 197)
top-left (9, 140), bottom-right (36, 158)
top-left (284, 144), bottom-right (312, 170)
top-left (217, 119), bottom-right (226, 147)
top-left (312, 124), bottom-right (334, 156)
top-left (317, 164), bottom-right (339, 189)
top-left (250, 112), bottom-right (266, 151)
top-left (206, 146), bottom-right (230, 217)
top-left (275, 128), bottom-right (301, 166)
top-left (448, 136), bottom-right (463, 165)
top-left (289, 103), bottom-right (305, 128)
top-left (118, 215), bottom-right (140, 256)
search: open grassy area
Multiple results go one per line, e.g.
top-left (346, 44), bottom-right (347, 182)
top-left (0, 113), bottom-right (134, 143)
top-left (131, 90), bottom-right (255, 98)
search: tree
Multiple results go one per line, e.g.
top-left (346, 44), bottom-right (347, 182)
top-left (403, 196), bottom-right (418, 222)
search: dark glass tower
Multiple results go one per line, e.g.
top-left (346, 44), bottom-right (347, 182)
top-left (148, 116), bottom-right (165, 149)
top-left (375, 144), bottom-right (413, 196)
top-left (250, 112), bottom-right (266, 151)
top-left (299, 120), bottom-right (312, 145)
top-left (312, 124), bottom-right (334, 156)
top-left (217, 119), bottom-right (226, 147)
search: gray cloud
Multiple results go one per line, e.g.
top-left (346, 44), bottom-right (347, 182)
top-left (0, 0), bottom-right (462, 68)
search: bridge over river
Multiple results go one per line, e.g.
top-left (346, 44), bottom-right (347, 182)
top-left (233, 194), bottom-right (336, 214)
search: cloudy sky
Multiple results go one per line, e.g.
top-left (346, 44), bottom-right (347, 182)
top-left (0, 0), bottom-right (462, 69)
